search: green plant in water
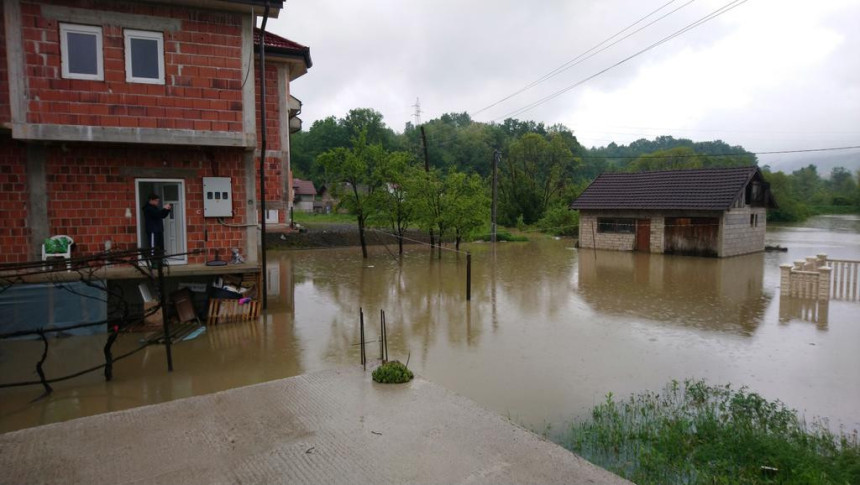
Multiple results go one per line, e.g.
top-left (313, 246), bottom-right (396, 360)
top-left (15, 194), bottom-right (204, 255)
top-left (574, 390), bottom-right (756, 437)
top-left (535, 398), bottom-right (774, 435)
top-left (476, 231), bottom-right (528, 242)
top-left (567, 379), bottom-right (860, 485)
top-left (372, 361), bottom-right (414, 384)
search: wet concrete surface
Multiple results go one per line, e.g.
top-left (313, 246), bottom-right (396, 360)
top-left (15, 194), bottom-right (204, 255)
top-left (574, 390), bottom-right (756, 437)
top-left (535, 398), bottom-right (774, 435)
top-left (2, 216), bottom-right (860, 437)
top-left (0, 367), bottom-right (629, 485)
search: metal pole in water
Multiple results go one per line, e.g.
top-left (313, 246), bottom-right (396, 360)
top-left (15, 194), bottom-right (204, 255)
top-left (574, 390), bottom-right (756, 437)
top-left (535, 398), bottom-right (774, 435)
top-left (258, 1), bottom-right (271, 310)
top-left (491, 149), bottom-right (499, 244)
top-left (382, 310), bottom-right (388, 362)
top-left (379, 309), bottom-right (384, 361)
top-left (466, 251), bottom-right (472, 301)
top-left (157, 248), bottom-right (173, 372)
top-left (360, 307), bottom-right (365, 370)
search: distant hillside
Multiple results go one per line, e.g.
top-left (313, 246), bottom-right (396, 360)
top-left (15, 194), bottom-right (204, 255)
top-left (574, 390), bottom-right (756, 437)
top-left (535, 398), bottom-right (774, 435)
top-left (588, 136), bottom-right (757, 170)
top-left (762, 150), bottom-right (860, 176)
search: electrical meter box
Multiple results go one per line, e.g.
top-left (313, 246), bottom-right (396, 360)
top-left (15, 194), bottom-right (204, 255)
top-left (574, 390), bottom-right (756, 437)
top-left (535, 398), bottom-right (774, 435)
top-left (203, 177), bottom-right (233, 217)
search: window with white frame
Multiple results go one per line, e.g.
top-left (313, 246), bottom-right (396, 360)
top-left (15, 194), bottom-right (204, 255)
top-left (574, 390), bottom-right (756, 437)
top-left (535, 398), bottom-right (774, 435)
top-left (60, 23), bottom-right (104, 80)
top-left (124, 29), bottom-right (164, 84)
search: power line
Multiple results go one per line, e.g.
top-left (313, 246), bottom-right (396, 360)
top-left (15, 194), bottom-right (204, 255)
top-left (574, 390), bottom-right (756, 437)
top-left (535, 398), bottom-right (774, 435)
top-left (472, 0), bottom-right (694, 116)
top-left (495, 0), bottom-right (751, 121)
top-left (580, 144), bottom-right (860, 160)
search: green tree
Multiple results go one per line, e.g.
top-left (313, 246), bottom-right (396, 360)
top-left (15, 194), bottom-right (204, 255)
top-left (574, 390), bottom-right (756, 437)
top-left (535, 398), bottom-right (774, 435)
top-left (627, 146), bottom-right (706, 172)
top-left (318, 131), bottom-right (384, 258)
top-left (290, 116), bottom-right (349, 182)
top-left (499, 132), bottom-right (576, 225)
top-left (763, 169), bottom-right (809, 222)
top-left (369, 152), bottom-right (417, 254)
top-left (790, 164), bottom-right (824, 204)
top-left (827, 166), bottom-right (857, 206)
top-left (409, 168), bottom-right (446, 254)
top-left (340, 108), bottom-right (398, 149)
top-left (442, 170), bottom-right (490, 250)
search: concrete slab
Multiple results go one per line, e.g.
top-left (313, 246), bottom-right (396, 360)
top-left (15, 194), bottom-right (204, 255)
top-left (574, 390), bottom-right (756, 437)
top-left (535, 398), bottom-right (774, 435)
top-left (0, 367), bottom-right (630, 484)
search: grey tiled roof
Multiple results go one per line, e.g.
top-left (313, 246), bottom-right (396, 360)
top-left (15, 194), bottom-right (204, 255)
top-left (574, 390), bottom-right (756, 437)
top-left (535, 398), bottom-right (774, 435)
top-left (570, 166), bottom-right (760, 210)
top-left (293, 178), bottom-right (317, 196)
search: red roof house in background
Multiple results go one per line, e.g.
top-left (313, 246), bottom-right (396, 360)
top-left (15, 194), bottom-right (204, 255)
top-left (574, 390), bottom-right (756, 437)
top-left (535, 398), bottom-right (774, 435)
top-left (292, 178), bottom-right (316, 213)
top-left (0, 0), bottom-right (311, 265)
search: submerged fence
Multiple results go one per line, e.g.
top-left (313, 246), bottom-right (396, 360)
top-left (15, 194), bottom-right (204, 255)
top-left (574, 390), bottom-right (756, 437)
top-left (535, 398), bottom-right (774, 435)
top-left (780, 254), bottom-right (860, 302)
top-left (828, 258), bottom-right (860, 301)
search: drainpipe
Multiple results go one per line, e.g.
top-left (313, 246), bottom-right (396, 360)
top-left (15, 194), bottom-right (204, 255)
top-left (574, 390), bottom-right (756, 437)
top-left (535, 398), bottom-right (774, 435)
top-left (259, 1), bottom-right (270, 309)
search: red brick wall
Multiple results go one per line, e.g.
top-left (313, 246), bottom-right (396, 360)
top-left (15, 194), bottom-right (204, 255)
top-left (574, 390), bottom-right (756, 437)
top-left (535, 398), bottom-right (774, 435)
top-left (256, 154), bottom-right (283, 210)
top-left (254, 63), bottom-right (287, 222)
top-left (21, 0), bottom-right (244, 131)
top-left (43, 144), bottom-right (248, 264)
top-left (255, 64), bottom-right (281, 151)
top-left (0, 140), bottom-right (29, 263)
top-left (0, 8), bottom-right (11, 126)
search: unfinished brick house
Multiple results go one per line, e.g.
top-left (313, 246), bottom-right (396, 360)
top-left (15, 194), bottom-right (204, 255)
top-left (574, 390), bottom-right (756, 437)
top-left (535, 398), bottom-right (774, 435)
top-left (570, 166), bottom-right (777, 257)
top-left (0, 0), bottom-right (311, 265)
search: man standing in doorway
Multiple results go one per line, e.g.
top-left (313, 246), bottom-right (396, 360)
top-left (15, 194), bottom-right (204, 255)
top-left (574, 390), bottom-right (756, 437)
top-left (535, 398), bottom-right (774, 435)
top-left (143, 193), bottom-right (172, 266)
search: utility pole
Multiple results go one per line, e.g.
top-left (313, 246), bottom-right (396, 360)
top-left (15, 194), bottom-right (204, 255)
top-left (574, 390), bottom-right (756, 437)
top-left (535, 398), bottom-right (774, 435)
top-left (491, 149), bottom-right (499, 243)
top-left (412, 97), bottom-right (422, 126)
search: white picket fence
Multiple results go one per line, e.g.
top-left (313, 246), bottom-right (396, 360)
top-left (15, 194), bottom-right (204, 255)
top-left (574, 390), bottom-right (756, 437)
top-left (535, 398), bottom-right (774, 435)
top-left (780, 254), bottom-right (860, 301)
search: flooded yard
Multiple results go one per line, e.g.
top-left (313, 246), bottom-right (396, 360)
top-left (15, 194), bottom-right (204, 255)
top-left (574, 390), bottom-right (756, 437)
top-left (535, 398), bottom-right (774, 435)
top-left (1, 215), bottom-right (859, 435)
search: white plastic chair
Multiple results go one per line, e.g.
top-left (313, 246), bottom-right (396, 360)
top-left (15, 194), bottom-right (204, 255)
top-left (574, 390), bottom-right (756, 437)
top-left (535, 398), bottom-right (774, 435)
top-left (42, 235), bottom-right (74, 271)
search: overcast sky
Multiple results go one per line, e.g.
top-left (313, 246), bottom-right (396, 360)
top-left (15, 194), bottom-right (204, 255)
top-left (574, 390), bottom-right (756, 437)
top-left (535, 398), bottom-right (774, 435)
top-left (270, 0), bottom-right (860, 171)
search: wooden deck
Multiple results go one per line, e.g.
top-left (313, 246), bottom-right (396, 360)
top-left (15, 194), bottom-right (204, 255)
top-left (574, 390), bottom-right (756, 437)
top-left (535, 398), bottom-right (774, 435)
top-left (2, 262), bottom-right (260, 284)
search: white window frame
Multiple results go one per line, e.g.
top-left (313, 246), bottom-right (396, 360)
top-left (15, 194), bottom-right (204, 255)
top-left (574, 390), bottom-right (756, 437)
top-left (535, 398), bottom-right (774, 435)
top-left (124, 29), bottom-right (165, 84)
top-left (60, 23), bottom-right (104, 81)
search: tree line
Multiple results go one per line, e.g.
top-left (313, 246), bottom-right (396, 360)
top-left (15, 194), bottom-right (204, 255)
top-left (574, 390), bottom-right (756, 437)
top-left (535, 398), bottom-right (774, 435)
top-left (292, 108), bottom-right (860, 255)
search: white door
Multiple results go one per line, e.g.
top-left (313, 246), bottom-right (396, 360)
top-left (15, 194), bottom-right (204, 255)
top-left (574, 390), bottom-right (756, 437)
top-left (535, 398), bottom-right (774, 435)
top-left (137, 179), bottom-right (187, 264)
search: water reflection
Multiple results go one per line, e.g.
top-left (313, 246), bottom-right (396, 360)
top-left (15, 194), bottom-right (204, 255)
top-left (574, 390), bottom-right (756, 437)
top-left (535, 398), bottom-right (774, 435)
top-left (779, 297), bottom-right (829, 328)
top-left (577, 250), bottom-right (770, 335)
top-left (2, 218), bottom-right (860, 437)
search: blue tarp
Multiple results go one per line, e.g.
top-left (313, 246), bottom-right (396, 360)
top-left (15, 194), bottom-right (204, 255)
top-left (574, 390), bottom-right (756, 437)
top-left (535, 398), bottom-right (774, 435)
top-left (0, 281), bottom-right (108, 338)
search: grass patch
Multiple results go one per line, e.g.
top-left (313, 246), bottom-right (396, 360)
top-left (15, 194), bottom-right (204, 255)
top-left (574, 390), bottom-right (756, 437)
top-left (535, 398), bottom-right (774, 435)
top-left (292, 211), bottom-right (356, 224)
top-left (372, 361), bottom-right (414, 384)
top-left (567, 379), bottom-right (860, 485)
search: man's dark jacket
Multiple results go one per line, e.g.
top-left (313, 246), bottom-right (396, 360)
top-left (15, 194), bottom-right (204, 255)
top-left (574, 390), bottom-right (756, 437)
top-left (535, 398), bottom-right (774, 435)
top-left (143, 204), bottom-right (171, 234)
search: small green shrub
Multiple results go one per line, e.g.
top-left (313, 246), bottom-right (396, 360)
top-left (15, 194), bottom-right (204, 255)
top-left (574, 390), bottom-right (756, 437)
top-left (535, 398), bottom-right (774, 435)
top-left (537, 206), bottom-right (579, 236)
top-left (372, 361), bottom-right (414, 384)
top-left (568, 379), bottom-right (860, 485)
top-left (476, 231), bottom-right (528, 242)
top-left (515, 214), bottom-right (526, 231)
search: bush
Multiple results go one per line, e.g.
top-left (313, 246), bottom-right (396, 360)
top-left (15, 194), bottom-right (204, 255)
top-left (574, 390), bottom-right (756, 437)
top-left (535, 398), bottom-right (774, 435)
top-left (476, 231), bottom-right (528, 242)
top-left (372, 361), bottom-right (414, 384)
top-left (567, 380), bottom-right (860, 485)
top-left (537, 206), bottom-right (579, 236)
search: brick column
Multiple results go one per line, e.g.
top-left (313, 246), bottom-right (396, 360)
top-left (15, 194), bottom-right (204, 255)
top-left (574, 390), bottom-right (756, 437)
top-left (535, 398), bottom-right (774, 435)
top-left (779, 264), bottom-right (792, 297)
top-left (818, 266), bottom-right (831, 301)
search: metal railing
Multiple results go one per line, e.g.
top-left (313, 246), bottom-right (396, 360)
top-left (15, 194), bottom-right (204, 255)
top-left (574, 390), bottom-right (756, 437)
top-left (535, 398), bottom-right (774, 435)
top-left (827, 258), bottom-right (860, 301)
top-left (0, 248), bottom-right (201, 398)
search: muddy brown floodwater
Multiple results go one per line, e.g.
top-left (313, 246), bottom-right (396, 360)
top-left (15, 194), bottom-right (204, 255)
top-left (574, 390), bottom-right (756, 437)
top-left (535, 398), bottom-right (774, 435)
top-left (2, 215), bottom-right (859, 436)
